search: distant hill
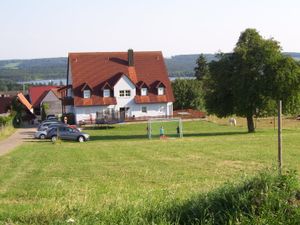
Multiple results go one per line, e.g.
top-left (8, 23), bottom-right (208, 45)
top-left (0, 52), bottom-right (299, 82)
top-left (0, 58), bottom-right (67, 82)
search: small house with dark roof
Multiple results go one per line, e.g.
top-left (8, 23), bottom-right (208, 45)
top-left (62, 49), bottom-right (174, 123)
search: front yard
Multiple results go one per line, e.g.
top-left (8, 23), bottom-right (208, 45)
top-left (0, 120), bottom-right (299, 224)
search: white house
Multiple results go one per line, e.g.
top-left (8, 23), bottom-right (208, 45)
top-left (62, 50), bottom-right (174, 124)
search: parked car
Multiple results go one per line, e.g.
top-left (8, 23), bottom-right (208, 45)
top-left (47, 126), bottom-right (90, 142)
top-left (46, 115), bottom-right (57, 120)
top-left (38, 121), bottom-right (64, 131)
top-left (34, 124), bottom-right (80, 139)
top-left (34, 130), bottom-right (47, 139)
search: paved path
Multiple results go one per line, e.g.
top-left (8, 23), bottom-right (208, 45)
top-left (0, 127), bottom-right (36, 157)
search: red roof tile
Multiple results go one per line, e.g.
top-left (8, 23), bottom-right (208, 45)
top-left (28, 86), bottom-right (60, 108)
top-left (68, 51), bottom-right (174, 106)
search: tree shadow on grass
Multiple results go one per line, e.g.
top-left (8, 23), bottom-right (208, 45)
top-left (88, 131), bottom-right (247, 141)
top-left (89, 134), bottom-right (147, 141)
top-left (83, 126), bottom-right (115, 131)
top-left (184, 131), bottom-right (248, 138)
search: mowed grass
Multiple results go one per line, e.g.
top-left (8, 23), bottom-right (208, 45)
top-left (0, 125), bottom-right (15, 141)
top-left (0, 120), bottom-right (300, 224)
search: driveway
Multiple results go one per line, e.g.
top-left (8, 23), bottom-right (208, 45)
top-left (0, 127), bottom-right (36, 157)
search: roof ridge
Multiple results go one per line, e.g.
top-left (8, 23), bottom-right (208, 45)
top-left (68, 51), bottom-right (162, 56)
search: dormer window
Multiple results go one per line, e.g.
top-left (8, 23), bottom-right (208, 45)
top-left (103, 89), bottom-right (110, 97)
top-left (158, 87), bottom-right (164, 95)
top-left (83, 89), bottom-right (91, 98)
top-left (141, 88), bottom-right (148, 96)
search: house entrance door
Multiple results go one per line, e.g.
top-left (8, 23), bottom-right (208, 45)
top-left (119, 107), bottom-right (129, 122)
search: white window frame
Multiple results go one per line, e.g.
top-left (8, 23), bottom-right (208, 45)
top-left (119, 90), bottom-right (131, 97)
top-left (158, 87), bottom-right (164, 95)
top-left (141, 106), bottom-right (147, 113)
top-left (141, 88), bottom-right (148, 96)
top-left (83, 89), bottom-right (91, 99)
top-left (125, 90), bottom-right (131, 97)
top-left (119, 90), bottom-right (125, 97)
top-left (103, 89), bottom-right (110, 97)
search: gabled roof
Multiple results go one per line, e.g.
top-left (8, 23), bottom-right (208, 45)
top-left (152, 80), bottom-right (166, 88)
top-left (28, 86), bottom-right (60, 108)
top-left (68, 51), bottom-right (174, 106)
top-left (136, 81), bottom-right (149, 89)
top-left (80, 83), bottom-right (92, 92)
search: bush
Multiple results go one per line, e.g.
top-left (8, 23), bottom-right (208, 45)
top-left (0, 115), bottom-right (13, 126)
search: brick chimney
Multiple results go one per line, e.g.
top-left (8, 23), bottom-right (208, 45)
top-left (128, 49), bottom-right (134, 67)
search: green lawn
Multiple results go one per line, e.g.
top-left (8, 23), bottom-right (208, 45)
top-left (0, 124), bottom-right (15, 141)
top-left (0, 120), bottom-right (299, 224)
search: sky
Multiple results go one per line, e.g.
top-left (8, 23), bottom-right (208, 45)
top-left (0, 0), bottom-right (300, 59)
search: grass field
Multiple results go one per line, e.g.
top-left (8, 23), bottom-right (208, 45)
top-left (0, 124), bottom-right (15, 141)
top-left (0, 119), bottom-right (299, 224)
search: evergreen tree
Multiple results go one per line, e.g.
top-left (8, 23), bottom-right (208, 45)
top-left (194, 54), bottom-right (210, 80)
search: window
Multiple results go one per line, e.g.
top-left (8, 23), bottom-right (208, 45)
top-left (103, 89), bottom-right (110, 97)
top-left (83, 90), bottom-right (91, 98)
top-left (141, 88), bottom-right (148, 96)
top-left (142, 106), bottom-right (147, 113)
top-left (125, 90), bottom-right (131, 96)
top-left (158, 87), bottom-right (164, 95)
top-left (119, 90), bottom-right (131, 97)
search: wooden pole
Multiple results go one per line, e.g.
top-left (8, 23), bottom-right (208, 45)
top-left (278, 100), bottom-right (282, 175)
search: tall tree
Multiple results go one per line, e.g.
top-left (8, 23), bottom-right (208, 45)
top-left (205, 28), bottom-right (300, 132)
top-left (194, 54), bottom-right (210, 80)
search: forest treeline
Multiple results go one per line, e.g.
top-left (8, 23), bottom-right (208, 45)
top-left (0, 53), bottom-right (299, 91)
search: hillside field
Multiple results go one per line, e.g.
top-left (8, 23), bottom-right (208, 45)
top-left (0, 120), bottom-right (299, 224)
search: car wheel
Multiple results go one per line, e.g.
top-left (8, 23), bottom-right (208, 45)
top-left (78, 136), bottom-right (85, 142)
top-left (40, 134), bottom-right (46, 139)
top-left (51, 136), bottom-right (57, 142)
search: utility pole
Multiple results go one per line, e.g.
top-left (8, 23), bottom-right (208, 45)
top-left (278, 100), bottom-right (282, 175)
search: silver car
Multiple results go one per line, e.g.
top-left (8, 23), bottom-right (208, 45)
top-left (47, 126), bottom-right (90, 142)
top-left (34, 130), bottom-right (47, 139)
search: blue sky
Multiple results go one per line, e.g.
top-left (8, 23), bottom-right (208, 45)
top-left (0, 0), bottom-right (299, 59)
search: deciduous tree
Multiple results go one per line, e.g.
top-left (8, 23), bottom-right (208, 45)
top-left (205, 29), bottom-right (300, 132)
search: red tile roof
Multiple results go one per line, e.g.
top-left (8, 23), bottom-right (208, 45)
top-left (0, 97), bottom-right (13, 114)
top-left (68, 51), bottom-right (174, 106)
top-left (28, 86), bottom-right (60, 108)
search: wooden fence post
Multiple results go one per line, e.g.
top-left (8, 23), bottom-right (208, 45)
top-left (278, 100), bottom-right (282, 175)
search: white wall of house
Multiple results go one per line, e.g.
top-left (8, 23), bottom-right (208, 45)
top-left (73, 102), bottom-right (173, 124)
top-left (67, 74), bottom-right (174, 123)
top-left (131, 103), bottom-right (169, 117)
top-left (113, 75), bottom-right (136, 117)
top-left (40, 91), bottom-right (62, 115)
top-left (74, 105), bottom-right (115, 123)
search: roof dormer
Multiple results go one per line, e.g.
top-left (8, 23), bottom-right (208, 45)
top-left (81, 83), bottom-right (92, 99)
top-left (100, 82), bottom-right (113, 97)
top-left (154, 81), bottom-right (166, 96)
top-left (136, 81), bottom-right (149, 96)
